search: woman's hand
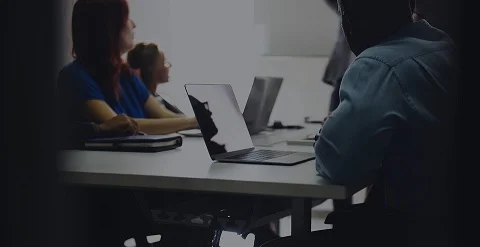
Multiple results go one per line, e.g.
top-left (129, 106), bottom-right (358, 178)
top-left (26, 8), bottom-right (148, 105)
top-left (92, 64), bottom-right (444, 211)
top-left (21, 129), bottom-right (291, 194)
top-left (97, 114), bottom-right (138, 136)
top-left (186, 117), bottom-right (199, 129)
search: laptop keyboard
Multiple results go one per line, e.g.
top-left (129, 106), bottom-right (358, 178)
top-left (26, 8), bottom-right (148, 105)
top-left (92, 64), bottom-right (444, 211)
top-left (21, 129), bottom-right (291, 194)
top-left (251, 133), bottom-right (287, 146)
top-left (227, 150), bottom-right (295, 161)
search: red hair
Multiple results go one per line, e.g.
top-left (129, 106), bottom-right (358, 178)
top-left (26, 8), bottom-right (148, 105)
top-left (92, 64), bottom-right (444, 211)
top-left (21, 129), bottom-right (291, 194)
top-left (71, 0), bottom-right (131, 99)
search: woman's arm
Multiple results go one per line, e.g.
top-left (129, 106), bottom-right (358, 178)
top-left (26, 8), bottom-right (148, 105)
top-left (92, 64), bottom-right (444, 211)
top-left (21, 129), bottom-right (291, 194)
top-left (145, 96), bottom-right (181, 118)
top-left (83, 100), bottom-right (118, 123)
top-left (66, 115), bottom-right (138, 148)
top-left (141, 96), bottom-right (198, 134)
top-left (83, 99), bottom-right (197, 135)
top-left (134, 117), bottom-right (197, 135)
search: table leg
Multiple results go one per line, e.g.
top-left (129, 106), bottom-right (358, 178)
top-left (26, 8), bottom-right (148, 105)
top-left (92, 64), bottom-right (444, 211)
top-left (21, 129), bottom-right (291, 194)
top-left (291, 198), bottom-right (312, 237)
top-left (331, 197), bottom-right (352, 230)
top-left (332, 197), bottom-right (352, 211)
top-left (133, 236), bottom-right (149, 247)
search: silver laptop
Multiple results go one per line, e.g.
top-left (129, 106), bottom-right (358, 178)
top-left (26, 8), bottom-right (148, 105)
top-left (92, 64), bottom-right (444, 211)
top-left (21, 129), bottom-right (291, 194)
top-left (185, 84), bottom-right (315, 166)
top-left (179, 77), bottom-right (283, 137)
top-left (243, 76), bottom-right (283, 135)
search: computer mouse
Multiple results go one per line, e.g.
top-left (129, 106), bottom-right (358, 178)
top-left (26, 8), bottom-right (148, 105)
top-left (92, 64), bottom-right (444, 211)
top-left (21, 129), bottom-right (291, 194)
top-left (271, 121), bottom-right (284, 129)
top-left (270, 121), bottom-right (304, 130)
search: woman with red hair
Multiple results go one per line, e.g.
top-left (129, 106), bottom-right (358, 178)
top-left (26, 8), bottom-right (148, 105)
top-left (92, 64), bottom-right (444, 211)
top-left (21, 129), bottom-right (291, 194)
top-left (57, 0), bottom-right (197, 135)
top-left (56, 1), bottom-right (211, 246)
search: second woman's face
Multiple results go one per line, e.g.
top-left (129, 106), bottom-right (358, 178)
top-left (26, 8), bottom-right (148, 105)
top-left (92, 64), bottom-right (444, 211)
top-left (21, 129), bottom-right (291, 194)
top-left (153, 52), bottom-right (170, 84)
top-left (120, 19), bottom-right (136, 54)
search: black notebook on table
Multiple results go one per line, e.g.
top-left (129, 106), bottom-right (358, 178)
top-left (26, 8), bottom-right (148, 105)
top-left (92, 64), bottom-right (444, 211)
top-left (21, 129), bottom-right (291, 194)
top-left (82, 134), bottom-right (183, 152)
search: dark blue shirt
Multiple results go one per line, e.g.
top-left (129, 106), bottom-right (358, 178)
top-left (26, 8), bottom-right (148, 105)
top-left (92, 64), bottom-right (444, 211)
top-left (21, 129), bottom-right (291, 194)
top-left (315, 20), bottom-right (457, 216)
top-left (57, 60), bottom-right (150, 122)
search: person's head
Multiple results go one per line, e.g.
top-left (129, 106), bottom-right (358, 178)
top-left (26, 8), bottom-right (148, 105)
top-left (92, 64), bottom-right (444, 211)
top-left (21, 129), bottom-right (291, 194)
top-left (71, 0), bottom-right (136, 98)
top-left (127, 43), bottom-right (171, 94)
top-left (338, 0), bottom-right (415, 55)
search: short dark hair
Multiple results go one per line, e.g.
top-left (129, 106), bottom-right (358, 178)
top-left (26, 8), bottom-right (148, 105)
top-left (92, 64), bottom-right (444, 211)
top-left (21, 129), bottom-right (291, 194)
top-left (339, 0), bottom-right (413, 19)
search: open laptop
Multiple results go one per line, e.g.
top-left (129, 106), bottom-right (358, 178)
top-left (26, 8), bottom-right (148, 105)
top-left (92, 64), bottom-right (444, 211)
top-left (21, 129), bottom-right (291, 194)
top-left (243, 76), bottom-right (283, 135)
top-left (178, 76), bottom-right (283, 137)
top-left (185, 84), bottom-right (315, 166)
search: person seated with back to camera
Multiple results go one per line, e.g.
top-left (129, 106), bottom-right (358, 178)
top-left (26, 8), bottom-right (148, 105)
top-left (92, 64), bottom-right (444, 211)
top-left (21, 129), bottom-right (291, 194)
top-left (127, 42), bottom-right (185, 116)
top-left (262, 0), bottom-right (457, 246)
top-left (57, 0), bottom-right (197, 135)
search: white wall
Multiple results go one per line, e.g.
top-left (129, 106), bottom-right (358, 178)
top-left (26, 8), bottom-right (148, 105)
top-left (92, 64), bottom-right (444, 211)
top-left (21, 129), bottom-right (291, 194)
top-left (167, 0), bottom-right (256, 110)
top-left (255, 57), bottom-right (332, 124)
top-left (128, 0), bottom-right (173, 59)
top-left (255, 0), bottom-right (339, 56)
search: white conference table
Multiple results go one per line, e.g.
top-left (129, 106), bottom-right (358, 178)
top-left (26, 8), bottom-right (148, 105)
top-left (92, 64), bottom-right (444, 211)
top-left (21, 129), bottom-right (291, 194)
top-left (59, 125), bottom-right (362, 236)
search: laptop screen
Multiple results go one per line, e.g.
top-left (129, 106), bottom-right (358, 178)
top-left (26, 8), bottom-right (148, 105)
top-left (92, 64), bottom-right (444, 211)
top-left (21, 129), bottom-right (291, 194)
top-left (185, 84), bottom-right (254, 157)
top-left (243, 77), bottom-right (283, 134)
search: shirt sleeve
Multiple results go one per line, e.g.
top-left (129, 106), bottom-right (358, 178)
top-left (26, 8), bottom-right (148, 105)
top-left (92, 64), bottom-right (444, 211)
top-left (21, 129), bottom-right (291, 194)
top-left (131, 74), bottom-right (151, 106)
top-left (57, 64), bottom-right (105, 106)
top-left (314, 58), bottom-right (407, 186)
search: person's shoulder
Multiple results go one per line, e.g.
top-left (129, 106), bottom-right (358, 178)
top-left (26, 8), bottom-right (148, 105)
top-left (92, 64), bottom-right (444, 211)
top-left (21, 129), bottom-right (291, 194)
top-left (57, 61), bottom-right (78, 87)
top-left (356, 44), bottom-right (402, 68)
top-left (57, 60), bottom-right (92, 84)
top-left (57, 60), bottom-right (100, 92)
top-left (341, 57), bottom-right (393, 94)
top-left (124, 72), bottom-right (146, 88)
top-left (58, 60), bottom-right (82, 76)
top-left (121, 71), bottom-right (151, 101)
top-left (346, 56), bottom-right (391, 75)
top-left (359, 20), bottom-right (455, 67)
top-left (129, 73), bottom-right (142, 83)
